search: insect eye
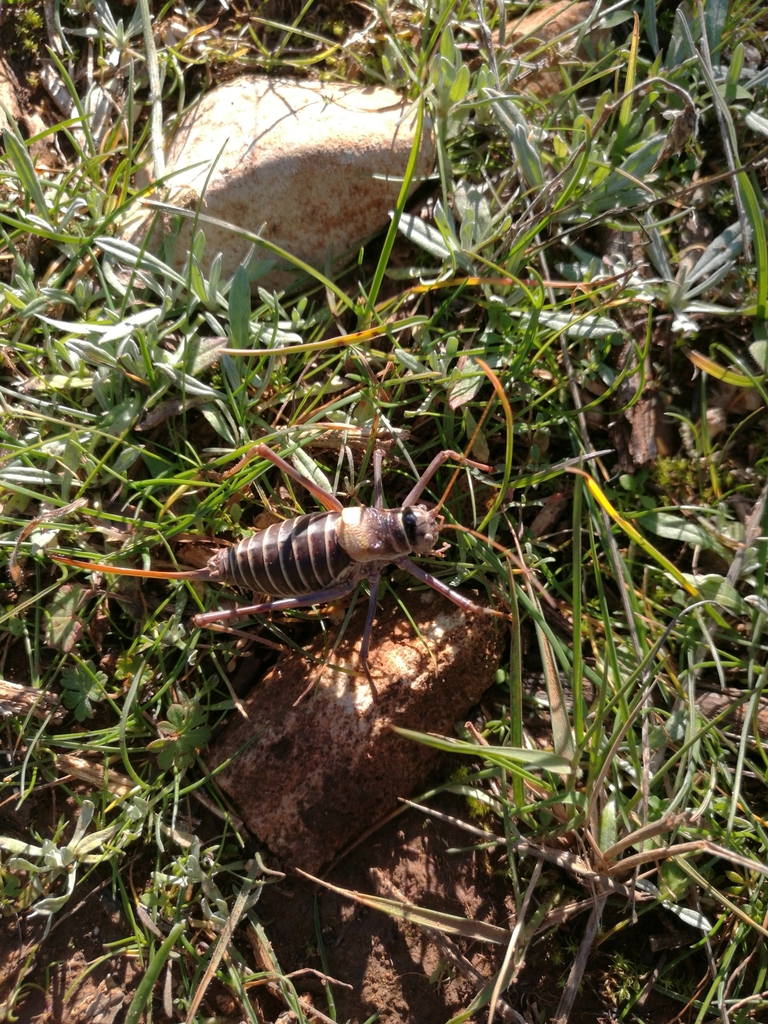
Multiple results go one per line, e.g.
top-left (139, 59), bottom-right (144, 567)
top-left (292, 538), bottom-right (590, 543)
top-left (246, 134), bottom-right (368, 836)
top-left (402, 508), bottom-right (419, 545)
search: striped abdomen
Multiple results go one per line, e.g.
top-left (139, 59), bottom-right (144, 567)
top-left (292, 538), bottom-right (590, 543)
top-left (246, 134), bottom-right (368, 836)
top-left (210, 511), bottom-right (351, 596)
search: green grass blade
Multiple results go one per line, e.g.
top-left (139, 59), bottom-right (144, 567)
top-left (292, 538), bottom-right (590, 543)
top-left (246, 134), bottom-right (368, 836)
top-left (3, 128), bottom-right (52, 226)
top-left (124, 921), bottom-right (186, 1024)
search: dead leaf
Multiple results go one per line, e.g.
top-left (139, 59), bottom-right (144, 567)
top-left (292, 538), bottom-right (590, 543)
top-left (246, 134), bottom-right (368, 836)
top-left (653, 103), bottom-right (697, 170)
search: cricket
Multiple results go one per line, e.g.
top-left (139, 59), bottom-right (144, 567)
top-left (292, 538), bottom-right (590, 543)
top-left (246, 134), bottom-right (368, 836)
top-left (53, 443), bottom-right (511, 697)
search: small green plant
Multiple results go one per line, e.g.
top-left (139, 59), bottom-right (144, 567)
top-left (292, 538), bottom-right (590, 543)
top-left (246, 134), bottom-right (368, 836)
top-left (602, 951), bottom-right (643, 1006)
top-left (148, 696), bottom-right (211, 772)
top-left (59, 660), bottom-right (109, 721)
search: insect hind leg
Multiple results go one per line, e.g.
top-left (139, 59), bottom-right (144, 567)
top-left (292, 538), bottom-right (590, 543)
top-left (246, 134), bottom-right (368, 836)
top-left (195, 577), bottom-right (383, 704)
top-left (193, 581), bottom-right (357, 627)
top-left (225, 443), bottom-right (344, 513)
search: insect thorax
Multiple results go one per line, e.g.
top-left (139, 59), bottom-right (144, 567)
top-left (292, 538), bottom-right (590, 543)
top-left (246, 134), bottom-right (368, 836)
top-left (337, 506), bottom-right (440, 562)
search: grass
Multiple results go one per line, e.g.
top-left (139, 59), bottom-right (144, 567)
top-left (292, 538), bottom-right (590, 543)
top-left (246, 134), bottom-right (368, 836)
top-left (1, 0), bottom-right (768, 1020)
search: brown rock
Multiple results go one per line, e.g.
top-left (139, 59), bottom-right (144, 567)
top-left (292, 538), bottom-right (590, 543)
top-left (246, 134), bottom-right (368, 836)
top-left (0, 57), bottom-right (22, 134)
top-left (127, 76), bottom-right (434, 289)
top-left (508, 0), bottom-right (595, 44)
top-left (499, 1), bottom-right (608, 98)
top-left (208, 590), bottom-right (505, 871)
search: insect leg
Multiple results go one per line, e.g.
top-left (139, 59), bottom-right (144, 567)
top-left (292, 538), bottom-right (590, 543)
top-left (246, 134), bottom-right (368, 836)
top-left (193, 580), bottom-right (357, 627)
top-left (373, 450), bottom-right (384, 510)
top-left (402, 450), bottom-right (493, 506)
top-left (226, 444), bottom-right (344, 513)
top-left (399, 557), bottom-right (511, 620)
top-left (359, 573), bottom-right (381, 701)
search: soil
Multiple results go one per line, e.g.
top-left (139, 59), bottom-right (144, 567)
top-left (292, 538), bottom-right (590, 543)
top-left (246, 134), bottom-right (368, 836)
top-left (0, 785), bottom-right (144, 1024)
top-left (254, 795), bottom-right (695, 1024)
top-left (0, 781), bottom-right (697, 1024)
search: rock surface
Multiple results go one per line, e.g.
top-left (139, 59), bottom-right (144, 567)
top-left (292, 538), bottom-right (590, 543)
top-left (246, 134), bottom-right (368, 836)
top-left (128, 76), bottom-right (434, 289)
top-left (500, 1), bottom-right (608, 98)
top-left (208, 590), bottom-right (505, 872)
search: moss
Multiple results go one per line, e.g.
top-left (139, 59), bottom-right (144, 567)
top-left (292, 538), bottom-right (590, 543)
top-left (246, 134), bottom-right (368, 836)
top-left (652, 456), bottom-right (699, 501)
top-left (1, 0), bottom-right (46, 60)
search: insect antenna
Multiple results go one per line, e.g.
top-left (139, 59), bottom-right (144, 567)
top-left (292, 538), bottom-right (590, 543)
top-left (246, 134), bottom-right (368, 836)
top-left (434, 395), bottom-right (495, 515)
top-left (439, 522), bottom-right (555, 609)
top-left (434, 358), bottom-right (510, 516)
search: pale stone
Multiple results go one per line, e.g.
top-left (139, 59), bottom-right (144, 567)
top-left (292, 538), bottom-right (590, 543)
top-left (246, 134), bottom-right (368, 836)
top-left (128, 77), bottom-right (434, 290)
